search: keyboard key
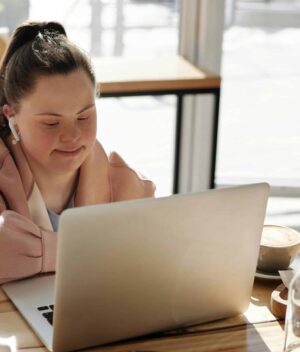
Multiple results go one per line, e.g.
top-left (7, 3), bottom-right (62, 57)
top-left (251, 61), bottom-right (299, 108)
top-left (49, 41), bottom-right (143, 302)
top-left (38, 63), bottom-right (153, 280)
top-left (43, 312), bottom-right (53, 319)
top-left (42, 312), bottom-right (53, 325)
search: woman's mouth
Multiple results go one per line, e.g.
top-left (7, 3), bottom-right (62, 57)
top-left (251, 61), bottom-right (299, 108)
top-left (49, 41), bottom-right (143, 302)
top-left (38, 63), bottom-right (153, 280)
top-left (54, 147), bottom-right (83, 156)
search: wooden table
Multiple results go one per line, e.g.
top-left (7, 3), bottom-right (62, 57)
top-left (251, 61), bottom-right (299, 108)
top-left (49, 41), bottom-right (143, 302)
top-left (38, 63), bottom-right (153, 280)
top-left (93, 55), bottom-right (221, 193)
top-left (0, 278), bottom-right (285, 352)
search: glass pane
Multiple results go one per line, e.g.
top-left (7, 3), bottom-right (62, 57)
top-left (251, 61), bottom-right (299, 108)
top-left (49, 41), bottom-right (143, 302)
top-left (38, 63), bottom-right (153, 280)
top-left (217, 0), bottom-right (300, 186)
top-left (98, 96), bottom-right (176, 196)
top-left (218, 0), bottom-right (300, 229)
top-left (1, 0), bottom-right (179, 197)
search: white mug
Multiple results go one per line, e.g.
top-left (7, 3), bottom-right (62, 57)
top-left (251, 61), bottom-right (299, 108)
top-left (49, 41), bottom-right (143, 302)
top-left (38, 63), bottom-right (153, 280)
top-left (257, 225), bottom-right (300, 273)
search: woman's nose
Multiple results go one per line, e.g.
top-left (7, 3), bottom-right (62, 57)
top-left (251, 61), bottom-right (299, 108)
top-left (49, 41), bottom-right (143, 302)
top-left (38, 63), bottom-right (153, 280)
top-left (60, 123), bottom-right (80, 143)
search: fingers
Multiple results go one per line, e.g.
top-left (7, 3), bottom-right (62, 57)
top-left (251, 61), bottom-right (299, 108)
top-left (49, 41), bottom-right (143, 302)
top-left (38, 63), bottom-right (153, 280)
top-left (0, 210), bottom-right (43, 283)
top-left (0, 210), bottom-right (41, 238)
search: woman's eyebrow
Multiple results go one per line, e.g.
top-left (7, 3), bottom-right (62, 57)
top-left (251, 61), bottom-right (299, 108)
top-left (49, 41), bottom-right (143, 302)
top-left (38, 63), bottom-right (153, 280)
top-left (35, 104), bottom-right (95, 116)
top-left (76, 103), bottom-right (95, 114)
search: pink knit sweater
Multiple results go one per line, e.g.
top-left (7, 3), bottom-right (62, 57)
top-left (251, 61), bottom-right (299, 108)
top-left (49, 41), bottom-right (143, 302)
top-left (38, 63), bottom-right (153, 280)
top-left (0, 135), bottom-right (155, 284)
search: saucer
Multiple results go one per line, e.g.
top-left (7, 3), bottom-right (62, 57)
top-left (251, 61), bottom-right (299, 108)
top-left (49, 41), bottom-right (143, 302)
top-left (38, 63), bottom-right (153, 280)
top-left (255, 269), bottom-right (281, 280)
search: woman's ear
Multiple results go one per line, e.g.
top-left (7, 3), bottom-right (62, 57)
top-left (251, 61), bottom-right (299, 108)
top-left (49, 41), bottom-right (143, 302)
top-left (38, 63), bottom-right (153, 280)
top-left (2, 104), bottom-right (20, 144)
top-left (2, 104), bottom-right (16, 120)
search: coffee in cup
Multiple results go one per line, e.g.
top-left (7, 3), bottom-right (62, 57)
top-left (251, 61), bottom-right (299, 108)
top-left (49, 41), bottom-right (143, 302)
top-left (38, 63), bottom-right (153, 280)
top-left (257, 225), bottom-right (300, 273)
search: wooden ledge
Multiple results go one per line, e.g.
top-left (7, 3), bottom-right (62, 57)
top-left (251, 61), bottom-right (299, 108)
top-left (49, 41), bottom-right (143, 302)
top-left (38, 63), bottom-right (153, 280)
top-left (93, 55), bottom-right (221, 95)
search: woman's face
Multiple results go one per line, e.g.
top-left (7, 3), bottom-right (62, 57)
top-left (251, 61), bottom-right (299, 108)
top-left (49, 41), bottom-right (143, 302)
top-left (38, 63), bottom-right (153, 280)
top-left (11, 69), bottom-right (97, 177)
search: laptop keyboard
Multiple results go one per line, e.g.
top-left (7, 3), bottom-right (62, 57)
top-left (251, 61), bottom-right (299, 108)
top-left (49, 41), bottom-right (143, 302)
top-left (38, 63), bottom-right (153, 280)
top-left (37, 305), bottom-right (54, 325)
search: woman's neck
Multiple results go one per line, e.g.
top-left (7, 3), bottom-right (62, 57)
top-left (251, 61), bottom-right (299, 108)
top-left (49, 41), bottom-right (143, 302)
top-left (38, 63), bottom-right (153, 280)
top-left (33, 169), bottom-right (79, 214)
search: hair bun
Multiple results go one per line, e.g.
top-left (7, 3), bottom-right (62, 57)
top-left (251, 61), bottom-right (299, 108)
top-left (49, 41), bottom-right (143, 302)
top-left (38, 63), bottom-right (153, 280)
top-left (12, 21), bottom-right (67, 48)
top-left (42, 22), bottom-right (67, 37)
top-left (0, 21), bottom-right (67, 72)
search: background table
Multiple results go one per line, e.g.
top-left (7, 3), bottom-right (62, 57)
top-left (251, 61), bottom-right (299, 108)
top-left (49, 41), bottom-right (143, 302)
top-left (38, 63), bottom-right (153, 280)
top-left (93, 55), bottom-right (221, 193)
top-left (0, 278), bottom-right (285, 352)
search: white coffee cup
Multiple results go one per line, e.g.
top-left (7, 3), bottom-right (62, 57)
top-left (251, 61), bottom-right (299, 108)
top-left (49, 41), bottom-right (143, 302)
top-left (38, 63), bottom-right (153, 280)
top-left (257, 225), bottom-right (300, 273)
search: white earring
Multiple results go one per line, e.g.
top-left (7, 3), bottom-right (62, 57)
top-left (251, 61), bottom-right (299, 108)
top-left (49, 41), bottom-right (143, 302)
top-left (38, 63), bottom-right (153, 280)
top-left (8, 117), bottom-right (20, 145)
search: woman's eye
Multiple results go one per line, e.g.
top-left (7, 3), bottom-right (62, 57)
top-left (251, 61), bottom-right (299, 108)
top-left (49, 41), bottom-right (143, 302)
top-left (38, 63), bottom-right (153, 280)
top-left (45, 122), bottom-right (59, 127)
top-left (78, 116), bottom-right (89, 121)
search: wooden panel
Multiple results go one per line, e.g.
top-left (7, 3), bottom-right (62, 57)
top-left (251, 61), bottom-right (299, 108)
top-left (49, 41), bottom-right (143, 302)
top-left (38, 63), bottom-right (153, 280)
top-left (0, 290), bottom-right (8, 303)
top-left (93, 55), bottom-right (221, 94)
top-left (0, 311), bottom-right (43, 349)
top-left (0, 349), bottom-right (48, 352)
top-left (0, 290), bottom-right (15, 313)
top-left (0, 302), bottom-right (15, 314)
top-left (0, 322), bottom-right (285, 352)
top-left (0, 348), bottom-right (47, 352)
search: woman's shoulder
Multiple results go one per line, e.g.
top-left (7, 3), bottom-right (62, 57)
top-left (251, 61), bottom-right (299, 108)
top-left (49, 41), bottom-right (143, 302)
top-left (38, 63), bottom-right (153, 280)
top-left (108, 151), bottom-right (156, 200)
top-left (0, 136), bottom-right (34, 198)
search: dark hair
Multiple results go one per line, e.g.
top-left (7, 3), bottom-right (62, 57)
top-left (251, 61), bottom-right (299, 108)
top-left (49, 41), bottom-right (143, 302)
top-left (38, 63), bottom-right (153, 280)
top-left (0, 21), bottom-right (95, 137)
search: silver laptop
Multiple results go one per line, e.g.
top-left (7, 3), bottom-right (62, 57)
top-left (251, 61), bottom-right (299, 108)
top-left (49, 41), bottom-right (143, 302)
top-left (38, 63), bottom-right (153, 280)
top-left (2, 183), bottom-right (269, 352)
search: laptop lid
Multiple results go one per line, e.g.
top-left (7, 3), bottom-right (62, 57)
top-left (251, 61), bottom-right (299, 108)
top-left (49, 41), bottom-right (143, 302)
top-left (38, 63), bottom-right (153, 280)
top-left (53, 183), bottom-right (269, 351)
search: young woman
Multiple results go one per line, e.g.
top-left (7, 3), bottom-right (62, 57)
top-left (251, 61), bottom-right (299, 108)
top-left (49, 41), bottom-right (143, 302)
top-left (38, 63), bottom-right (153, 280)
top-left (0, 21), bottom-right (155, 284)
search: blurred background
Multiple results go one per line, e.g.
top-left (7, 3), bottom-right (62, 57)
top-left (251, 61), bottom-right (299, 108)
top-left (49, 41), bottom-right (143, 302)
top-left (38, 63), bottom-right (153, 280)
top-left (0, 0), bottom-right (300, 228)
